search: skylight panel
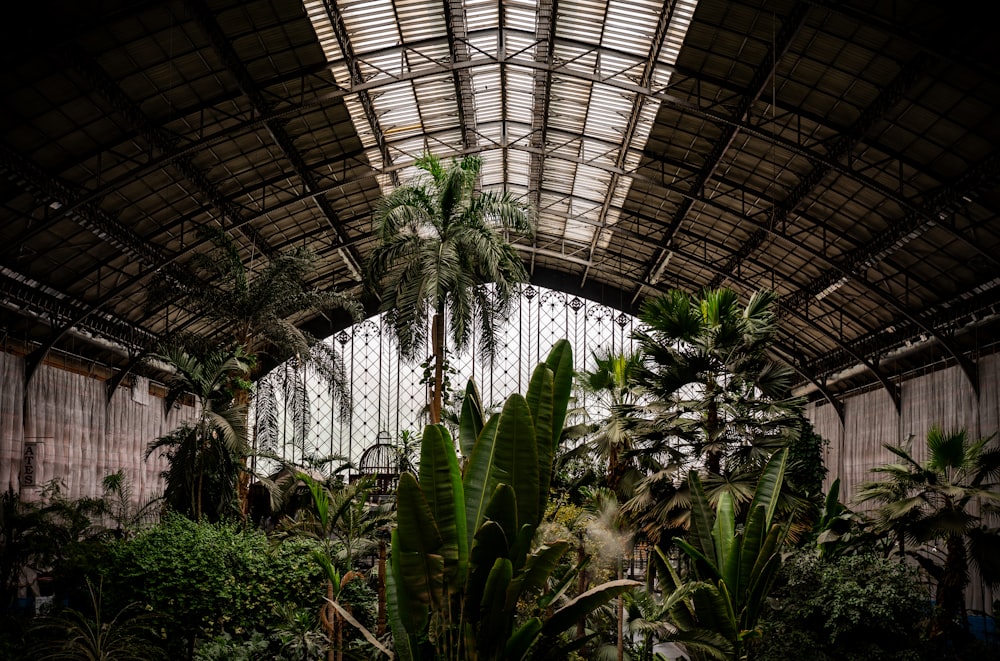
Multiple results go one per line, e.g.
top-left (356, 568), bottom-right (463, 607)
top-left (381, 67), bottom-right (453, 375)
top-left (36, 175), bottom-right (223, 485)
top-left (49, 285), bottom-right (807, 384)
top-left (300, 0), bottom-right (698, 255)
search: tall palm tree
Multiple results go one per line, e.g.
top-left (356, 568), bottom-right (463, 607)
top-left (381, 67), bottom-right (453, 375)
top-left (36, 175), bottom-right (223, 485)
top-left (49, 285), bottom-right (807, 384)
top-left (620, 289), bottom-right (802, 546)
top-left (631, 288), bottom-right (801, 480)
top-left (145, 344), bottom-right (251, 522)
top-left (855, 426), bottom-right (1000, 642)
top-left (364, 152), bottom-right (533, 423)
top-left (151, 228), bottom-right (359, 507)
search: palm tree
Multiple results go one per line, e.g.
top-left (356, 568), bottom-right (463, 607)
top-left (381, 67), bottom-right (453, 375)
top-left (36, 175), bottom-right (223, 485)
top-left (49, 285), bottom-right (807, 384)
top-left (364, 152), bottom-right (533, 423)
top-left (575, 349), bottom-right (644, 494)
top-left (145, 344), bottom-right (251, 522)
top-left (630, 288), bottom-right (801, 481)
top-left (151, 228), bottom-right (359, 508)
top-left (620, 289), bottom-right (802, 547)
top-left (854, 426), bottom-right (1000, 642)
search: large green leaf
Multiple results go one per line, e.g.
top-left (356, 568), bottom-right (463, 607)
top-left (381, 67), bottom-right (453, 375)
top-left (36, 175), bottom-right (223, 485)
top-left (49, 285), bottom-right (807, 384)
top-left (459, 378), bottom-right (484, 459)
top-left (388, 528), bottom-right (428, 641)
top-left (525, 363), bottom-right (555, 524)
top-left (675, 538), bottom-right (723, 584)
top-left (504, 617), bottom-right (543, 661)
top-left (478, 558), bottom-right (514, 655)
top-left (463, 394), bottom-right (538, 541)
top-left (419, 424), bottom-right (468, 584)
top-left (544, 339), bottom-right (574, 450)
top-left (687, 472), bottom-right (717, 565)
top-left (505, 541), bottom-right (570, 608)
top-left (712, 491), bottom-right (737, 589)
top-left (747, 449), bottom-right (787, 530)
top-left (539, 578), bottom-right (637, 637)
top-left (466, 520), bottom-right (509, 624)
top-left (484, 483), bottom-right (519, 545)
top-left (396, 472), bottom-right (443, 555)
top-left (396, 473), bottom-right (445, 609)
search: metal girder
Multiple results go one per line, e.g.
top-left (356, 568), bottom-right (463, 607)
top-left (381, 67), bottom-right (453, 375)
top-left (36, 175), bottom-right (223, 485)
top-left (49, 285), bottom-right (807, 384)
top-left (315, 0), bottom-right (399, 189)
top-left (59, 43), bottom-right (275, 260)
top-left (25, 30), bottom-right (992, 274)
top-left (0, 268), bottom-right (155, 350)
top-left (0, 143), bottom-right (165, 267)
top-left (186, 0), bottom-right (364, 279)
top-left (771, 344), bottom-right (845, 424)
top-left (708, 51), bottom-right (932, 289)
top-left (527, 0), bottom-right (556, 274)
top-left (652, 241), bottom-right (900, 413)
top-left (641, 1), bottom-right (809, 287)
top-left (581, 0), bottom-right (688, 285)
top-left (442, 0), bottom-right (479, 151)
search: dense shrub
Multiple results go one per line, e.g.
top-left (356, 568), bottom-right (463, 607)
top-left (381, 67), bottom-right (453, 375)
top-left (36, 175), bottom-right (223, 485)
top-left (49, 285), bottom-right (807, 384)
top-left (753, 551), bottom-right (931, 660)
top-left (105, 514), bottom-right (326, 655)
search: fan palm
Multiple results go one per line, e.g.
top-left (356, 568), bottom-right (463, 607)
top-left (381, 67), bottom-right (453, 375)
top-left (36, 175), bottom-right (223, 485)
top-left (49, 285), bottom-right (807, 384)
top-left (630, 288), bottom-right (801, 480)
top-left (621, 289), bottom-right (802, 547)
top-left (575, 349), bottom-right (644, 494)
top-left (364, 152), bottom-right (533, 423)
top-left (854, 426), bottom-right (1000, 642)
top-left (145, 344), bottom-right (251, 522)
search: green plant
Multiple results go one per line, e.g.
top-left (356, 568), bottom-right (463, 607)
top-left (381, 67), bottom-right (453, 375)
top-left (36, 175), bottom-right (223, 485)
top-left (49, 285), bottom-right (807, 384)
top-left (855, 426), bottom-right (1000, 643)
top-left (105, 514), bottom-right (326, 659)
top-left (388, 339), bottom-right (636, 660)
top-left (573, 349), bottom-right (644, 495)
top-left (654, 449), bottom-right (790, 661)
top-left (623, 289), bottom-right (803, 547)
top-left (364, 152), bottom-right (534, 423)
top-left (754, 551), bottom-right (931, 661)
top-left (145, 344), bottom-right (251, 522)
top-left (30, 578), bottom-right (166, 661)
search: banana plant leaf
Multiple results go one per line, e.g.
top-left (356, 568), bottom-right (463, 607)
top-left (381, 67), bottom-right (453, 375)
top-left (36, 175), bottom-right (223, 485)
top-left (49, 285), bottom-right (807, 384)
top-left (459, 378), bottom-right (484, 459)
top-left (419, 424), bottom-right (468, 585)
top-left (525, 363), bottom-right (555, 523)
top-left (463, 394), bottom-right (538, 543)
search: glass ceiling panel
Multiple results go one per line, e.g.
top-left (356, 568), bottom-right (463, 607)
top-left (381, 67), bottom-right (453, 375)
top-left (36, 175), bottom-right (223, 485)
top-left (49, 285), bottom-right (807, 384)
top-left (302, 0), bottom-right (698, 252)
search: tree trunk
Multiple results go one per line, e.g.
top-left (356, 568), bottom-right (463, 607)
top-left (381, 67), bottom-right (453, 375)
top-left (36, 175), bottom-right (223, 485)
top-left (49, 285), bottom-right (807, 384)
top-left (235, 387), bottom-right (252, 520)
top-left (377, 541), bottom-right (387, 636)
top-left (932, 534), bottom-right (969, 643)
top-left (705, 393), bottom-right (721, 475)
top-left (430, 310), bottom-right (445, 424)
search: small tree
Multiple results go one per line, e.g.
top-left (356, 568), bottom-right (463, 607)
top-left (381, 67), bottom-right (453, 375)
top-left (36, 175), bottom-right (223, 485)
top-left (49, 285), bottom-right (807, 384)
top-left (855, 426), bottom-right (1000, 643)
top-left (146, 344), bottom-right (251, 522)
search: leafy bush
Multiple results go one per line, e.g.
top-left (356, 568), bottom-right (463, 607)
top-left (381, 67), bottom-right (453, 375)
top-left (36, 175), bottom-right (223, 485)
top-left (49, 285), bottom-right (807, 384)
top-left (104, 514), bottom-right (325, 655)
top-left (753, 551), bottom-right (931, 660)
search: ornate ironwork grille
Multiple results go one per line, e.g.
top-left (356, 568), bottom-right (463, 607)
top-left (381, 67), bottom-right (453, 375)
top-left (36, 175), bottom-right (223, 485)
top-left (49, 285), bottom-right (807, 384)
top-left (253, 284), bottom-right (639, 470)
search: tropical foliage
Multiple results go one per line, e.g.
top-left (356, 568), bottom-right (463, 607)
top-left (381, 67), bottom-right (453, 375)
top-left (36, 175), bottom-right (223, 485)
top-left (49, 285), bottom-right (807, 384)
top-left (365, 153), bottom-right (533, 423)
top-left (145, 344), bottom-right (251, 522)
top-left (653, 450), bottom-right (790, 661)
top-left (388, 339), bottom-right (636, 660)
top-left (855, 426), bottom-right (1000, 642)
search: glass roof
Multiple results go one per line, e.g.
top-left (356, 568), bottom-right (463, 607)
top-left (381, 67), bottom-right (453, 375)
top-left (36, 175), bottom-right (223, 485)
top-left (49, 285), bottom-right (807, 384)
top-left (302, 0), bottom-right (698, 253)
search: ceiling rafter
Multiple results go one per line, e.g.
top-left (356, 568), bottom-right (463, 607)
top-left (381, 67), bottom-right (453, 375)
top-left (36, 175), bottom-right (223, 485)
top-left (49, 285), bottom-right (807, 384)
top-left (315, 0), bottom-right (400, 189)
top-left (442, 0), bottom-right (479, 152)
top-left (26, 39), bottom-right (991, 272)
top-left (654, 240), bottom-right (900, 413)
top-left (641, 1), bottom-right (808, 289)
top-left (186, 0), bottom-right (364, 280)
top-left (59, 42), bottom-right (276, 260)
top-left (708, 51), bottom-right (933, 290)
top-left (527, 0), bottom-right (555, 275)
top-left (0, 266), bottom-right (155, 352)
top-left (0, 143), bottom-right (166, 268)
top-left (580, 0), bottom-right (687, 286)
